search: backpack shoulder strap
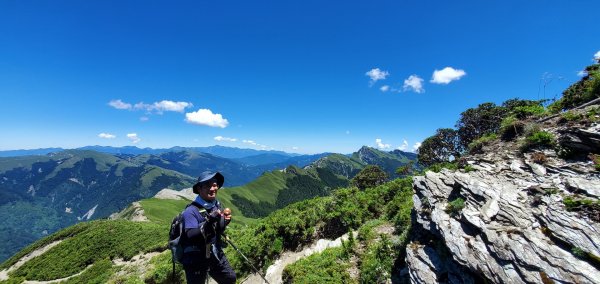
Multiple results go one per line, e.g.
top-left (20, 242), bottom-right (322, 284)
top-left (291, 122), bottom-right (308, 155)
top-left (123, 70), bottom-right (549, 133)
top-left (187, 202), bottom-right (208, 217)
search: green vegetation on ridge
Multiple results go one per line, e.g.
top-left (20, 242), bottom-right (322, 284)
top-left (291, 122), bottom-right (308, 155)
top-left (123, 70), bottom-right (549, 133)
top-left (0, 174), bottom-right (413, 283)
top-left (224, 177), bottom-right (414, 279)
top-left (2, 220), bottom-right (165, 281)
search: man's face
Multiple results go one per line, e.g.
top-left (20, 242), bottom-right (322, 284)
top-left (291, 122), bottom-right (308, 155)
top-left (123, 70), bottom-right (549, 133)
top-left (199, 180), bottom-right (219, 201)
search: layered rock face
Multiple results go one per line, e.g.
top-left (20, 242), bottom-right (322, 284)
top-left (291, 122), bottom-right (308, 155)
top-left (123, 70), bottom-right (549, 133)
top-left (407, 120), bottom-right (600, 283)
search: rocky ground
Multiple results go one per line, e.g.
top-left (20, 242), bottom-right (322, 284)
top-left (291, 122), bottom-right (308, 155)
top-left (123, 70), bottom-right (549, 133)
top-left (405, 106), bottom-right (600, 283)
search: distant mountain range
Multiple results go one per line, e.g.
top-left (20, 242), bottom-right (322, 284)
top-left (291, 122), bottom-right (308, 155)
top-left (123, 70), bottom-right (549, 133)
top-left (308, 146), bottom-right (418, 178)
top-left (0, 145), bottom-right (302, 158)
top-left (0, 145), bottom-right (416, 262)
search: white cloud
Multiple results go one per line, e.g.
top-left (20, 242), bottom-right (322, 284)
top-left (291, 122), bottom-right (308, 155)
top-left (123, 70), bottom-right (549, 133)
top-left (127, 133), bottom-right (141, 144)
top-left (152, 100), bottom-right (192, 113)
top-left (214, 136), bottom-right (237, 142)
top-left (292, 146), bottom-right (299, 150)
top-left (412, 142), bottom-right (422, 152)
top-left (380, 85), bottom-right (390, 92)
top-left (140, 116), bottom-right (149, 122)
top-left (398, 140), bottom-right (408, 151)
top-left (185, 109), bottom-right (229, 128)
top-left (375, 138), bottom-right (391, 150)
top-left (98, 133), bottom-right (116, 139)
top-left (133, 100), bottom-right (192, 113)
top-left (365, 68), bottom-right (389, 84)
top-left (134, 102), bottom-right (150, 110)
top-left (242, 139), bottom-right (269, 149)
top-left (110, 99), bottom-right (192, 114)
top-left (577, 70), bottom-right (588, 77)
top-left (430, 67), bottom-right (466, 84)
top-left (108, 99), bottom-right (132, 110)
top-left (403, 75), bottom-right (425, 93)
top-left (594, 51), bottom-right (600, 61)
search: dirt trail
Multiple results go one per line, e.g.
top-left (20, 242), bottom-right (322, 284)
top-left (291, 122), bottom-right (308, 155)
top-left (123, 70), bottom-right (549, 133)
top-left (22, 268), bottom-right (89, 284)
top-left (240, 232), bottom-right (353, 284)
top-left (0, 240), bottom-right (63, 281)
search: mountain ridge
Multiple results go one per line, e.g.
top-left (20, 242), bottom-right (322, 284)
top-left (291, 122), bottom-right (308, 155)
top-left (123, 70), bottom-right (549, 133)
top-left (0, 145), bottom-right (303, 159)
top-left (0, 145), bottom-right (416, 263)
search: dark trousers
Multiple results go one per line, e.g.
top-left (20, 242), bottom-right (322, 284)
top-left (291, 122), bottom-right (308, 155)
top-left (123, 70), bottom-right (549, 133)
top-left (182, 251), bottom-right (236, 284)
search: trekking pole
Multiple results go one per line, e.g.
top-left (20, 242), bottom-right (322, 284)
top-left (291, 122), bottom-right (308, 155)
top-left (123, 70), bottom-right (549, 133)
top-left (223, 234), bottom-right (271, 284)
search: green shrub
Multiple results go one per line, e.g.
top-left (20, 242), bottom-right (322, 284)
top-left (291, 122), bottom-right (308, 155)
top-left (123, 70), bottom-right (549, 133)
top-left (590, 154), bottom-right (600, 171)
top-left (561, 111), bottom-right (582, 122)
top-left (225, 178), bottom-right (414, 279)
top-left (467, 133), bottom-right (497, 154)
top-left (63, 258), bottom-right (115, 284)
top-left (282, 247), bottom-right (352, 284)
top-left (550, 63), bottom-right (600, 111)
top-left (563, 196), bottom-right (599, 211)
top-left (544, 188), bottom-right (558, 196)
top-left (357, 219), bottom-right (386, 242)
top-left (144, 250), bottom-right (185, 283)
top-left (523, 122), bottom-right (541, 136)
top-left (587, 107), bottom-right (600, 122)
top-left (0, 276), bottom-right (26, 284)
top-left (417, 128), bottom-right (462, 167)
top-left (341, 229), bottom-right (355, 260)
top-left (445, 198), bottom-right (465, 216)
top-left (423, 162), bottom-right (459, 173)
top-left (359, 234), bottom-right (396, 284)
top-left (572, 247), bottom-right (587, 258)
top-left (521, 131), bottom-right (555, 152)
top-left (351, 165), bottom-right (388, 190)
top-left (456, 102), bottom-right (506, 150)
top-left (499, 115), bottom-right (524, 140)
top-left (395, 161), bottom-right (414, 176)
top-left (463, 165), bottom-right (476, 172)
top-left (527, 131), bottom-right (555, 146)
top-left (512, 105), bottom-right (547, 119)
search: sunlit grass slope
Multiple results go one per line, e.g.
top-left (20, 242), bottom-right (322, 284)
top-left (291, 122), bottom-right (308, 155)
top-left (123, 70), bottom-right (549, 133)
top-left (1, 220), bottom-right (165, 282)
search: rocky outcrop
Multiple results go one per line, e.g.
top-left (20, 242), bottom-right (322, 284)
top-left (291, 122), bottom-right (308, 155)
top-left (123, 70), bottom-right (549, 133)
top-left (407, 120), bottom-right (600, 283)
top-left (109, 202), bottom-right (148, 222)
top-left (153, 187), bottom-right (195, 200)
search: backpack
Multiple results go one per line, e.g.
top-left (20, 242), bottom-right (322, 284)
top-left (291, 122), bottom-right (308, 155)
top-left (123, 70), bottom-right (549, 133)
top-left (168, 203), bottom-right (207, 278)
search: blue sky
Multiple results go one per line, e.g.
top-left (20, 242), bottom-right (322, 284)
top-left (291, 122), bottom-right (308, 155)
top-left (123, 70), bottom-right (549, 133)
top-left (1, 0), bottom-right (599, 154)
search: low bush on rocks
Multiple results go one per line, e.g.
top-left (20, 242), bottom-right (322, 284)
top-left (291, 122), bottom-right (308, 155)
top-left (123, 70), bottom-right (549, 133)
top-left (445, 198), bottom-right (465, 217)
top-left (521, 131), bottom-right (555, 152)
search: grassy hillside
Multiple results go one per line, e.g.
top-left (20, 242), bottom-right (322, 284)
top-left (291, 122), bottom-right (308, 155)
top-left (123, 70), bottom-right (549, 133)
top-left (0, 177), bottom-right (413, 284)
top-left (224, 166), bottom-right (349, 219)
top-left (0, 150), bottom-right (195, 263)
top-left (135, 166), bottom-right (347, 227)
top-left (0, 146), bottom-right (418, 283)
top-left (0, 148), bottom-right (334, 262)
top-left (0, 220), bottom-right (166, 282)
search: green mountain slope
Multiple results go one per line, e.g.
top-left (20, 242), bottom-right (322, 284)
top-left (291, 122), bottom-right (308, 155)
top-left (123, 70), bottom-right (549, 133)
top-left (128, 165), bottom-right (348, 227)
top-left (0, 150), bottom-right (195, 262)
top-left (308, 146), bottom-right (417, 178)
top-left (119, 147), bottom-right (416, 227)
top-left (0, 177), bottom-right (413, 284)
top-left (132, 150), bottom-right (259, 186)
top-left (223, 165), bottom-right (349, 219)
top-left (0, 145), bottom-right (416, 266)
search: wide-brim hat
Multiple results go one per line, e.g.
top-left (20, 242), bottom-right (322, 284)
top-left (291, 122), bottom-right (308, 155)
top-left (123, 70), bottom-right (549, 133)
top-left (193, 171), bottom-right (224, 194)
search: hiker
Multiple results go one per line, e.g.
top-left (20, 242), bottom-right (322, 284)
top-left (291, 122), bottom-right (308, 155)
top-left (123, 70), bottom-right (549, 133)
top-left (181, 171), bottom-right (236, 284)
